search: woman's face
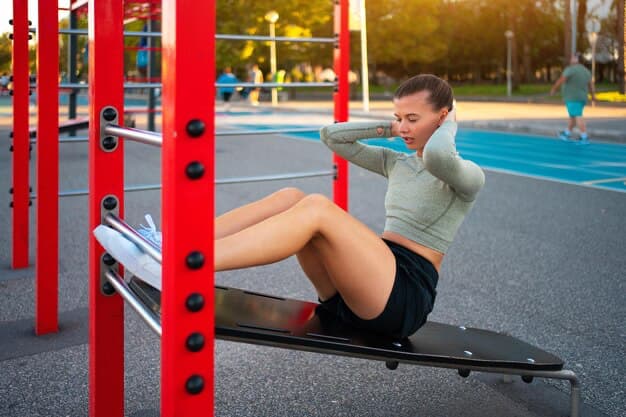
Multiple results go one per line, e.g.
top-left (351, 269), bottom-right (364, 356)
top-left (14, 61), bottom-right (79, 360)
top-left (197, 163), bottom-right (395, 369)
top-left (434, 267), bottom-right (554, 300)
top-left (393, 90), bottom-right (448, 153)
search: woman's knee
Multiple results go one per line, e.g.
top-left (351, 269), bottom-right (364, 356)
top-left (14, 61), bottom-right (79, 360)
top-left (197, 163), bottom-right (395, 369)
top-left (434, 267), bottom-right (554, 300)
top-left (297, 193), bottom-right (337, 223)
top-left (272, 187), bottom-right (306, 205)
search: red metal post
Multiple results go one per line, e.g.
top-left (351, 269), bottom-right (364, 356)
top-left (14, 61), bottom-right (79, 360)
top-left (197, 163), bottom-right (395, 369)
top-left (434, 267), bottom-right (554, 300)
top-left (11, 0), bottom-right (30, 268)
top-left (333, 0), bottom-right (350, 209)
top-left (161, 0), bottom-right (215, 415)
top-left (88, 0), bottom-right (125, 416)
top-left (35, 0), bottom-right (60, 335)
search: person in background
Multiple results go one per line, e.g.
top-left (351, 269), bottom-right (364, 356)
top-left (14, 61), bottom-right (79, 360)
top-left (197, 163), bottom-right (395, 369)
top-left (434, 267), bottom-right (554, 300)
top-left (216, 66), bottom-right (239, 111)
top-left (550, 54), bottom-right (595, 145)
top-left (248, 64), bottom-right (264, 106)
top-left (0, 73), bottom-right (9, 95)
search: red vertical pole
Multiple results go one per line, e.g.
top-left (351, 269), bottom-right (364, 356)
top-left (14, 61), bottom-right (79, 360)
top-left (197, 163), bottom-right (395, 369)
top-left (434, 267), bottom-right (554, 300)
top-left (88, 0), bottom-right (125, 416)
top-left (161, 0), bottom-right (215, 415)
top-left (35, 0), bottom-right (59, 335)
top-left (11, 0), bottom-right (30, 268)
top-left (333, 0), bottom-right (350, 209)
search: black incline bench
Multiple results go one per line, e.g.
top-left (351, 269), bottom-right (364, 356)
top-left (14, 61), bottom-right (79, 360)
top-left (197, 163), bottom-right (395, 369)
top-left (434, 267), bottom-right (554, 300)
top-left (115, 276), bottom-right (581, 416)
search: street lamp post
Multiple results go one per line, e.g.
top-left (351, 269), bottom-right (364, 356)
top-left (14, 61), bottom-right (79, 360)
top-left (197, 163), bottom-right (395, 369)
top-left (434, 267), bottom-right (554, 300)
top-left (571, 0), bottom-right (578, 58)
top-left (504, 30), bottom-right (514, 97)
top-left (587, 18), bottom-right (600, 105)
top-left (265, 11), bottom-right (279, 107)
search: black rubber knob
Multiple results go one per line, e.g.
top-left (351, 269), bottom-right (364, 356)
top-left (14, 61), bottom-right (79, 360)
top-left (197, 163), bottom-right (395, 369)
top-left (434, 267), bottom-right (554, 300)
top-left (186, 332), bottom-right (205, 352)
top-left (102, 107), bottom-right (117, 121)
top-left (185, 375), bottom-right (204, 394)
top-left (102, 281), bottom-right (116, 296)
top-left (102, 136), bottom-right (117, 150)
top-left (186, 251), bottom-right (205, 269)
top-left (102, 253), bottom-right (116, 266)
top-left (185, 162), bottom-right (205, 180)
top-left (186, 293), bottom-right (205, 312)
top-left (186, 119), bottom-right (205, 138)
top-left (102, 196), bottom-right (117, 210)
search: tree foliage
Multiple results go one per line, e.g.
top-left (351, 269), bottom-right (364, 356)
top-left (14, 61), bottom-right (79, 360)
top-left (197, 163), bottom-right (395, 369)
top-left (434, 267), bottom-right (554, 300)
top-left (0, 34), bottom-right (12, 73)
top-left (1, 0), bottom-right (622, 85)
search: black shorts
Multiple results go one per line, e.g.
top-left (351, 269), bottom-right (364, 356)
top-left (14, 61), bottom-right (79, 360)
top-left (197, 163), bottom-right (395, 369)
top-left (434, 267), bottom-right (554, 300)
top-left (316, 238), bottom-right (438, 339)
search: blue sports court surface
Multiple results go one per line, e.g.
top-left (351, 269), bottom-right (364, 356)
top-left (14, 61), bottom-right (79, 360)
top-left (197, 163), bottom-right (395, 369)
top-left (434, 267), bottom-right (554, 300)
top-left (231, 123), bottom-right (626, 193)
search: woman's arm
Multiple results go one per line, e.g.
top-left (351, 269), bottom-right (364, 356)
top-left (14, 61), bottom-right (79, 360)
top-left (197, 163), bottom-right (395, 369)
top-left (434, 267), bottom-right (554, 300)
top-left (320, 121), bottom-right (399, 177)
top-left (422, 116), bottom-right (485, 202)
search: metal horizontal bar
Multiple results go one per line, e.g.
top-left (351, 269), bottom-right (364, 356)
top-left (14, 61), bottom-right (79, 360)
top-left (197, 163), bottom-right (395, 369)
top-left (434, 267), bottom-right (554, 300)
top-left (59, 136), bottom-right (89, 143)
top-left (29, 136), bottom-right (89, 144)
top-left (104, 124), bottom-right (162, 147)
top-left (104, 213), bottom-right (162, 264)
top-left (215, 34), bottom-right (335, 43)
top-left (107, 125), bottom-right (321, 143)
top-left (104, 269), bottom-right (162, 336)
top-left (56, 82), bottom-right (161, 89)
top-left (215, 127), bottom-right (320, 137)
top-left (55, 81), bottom-right (332, 90)
top-left (215, 170), bottom-right (334, 185)
top-left (215, 81), bottom-right (334, 88)
top-left (30, 183), bottom-right (162, 199)
top-left (56, 29), bottom-right (163, 38)
top-left (123, 184), bottom-right (162, 193)
top-left (29, 128), bottom-right (320, 142)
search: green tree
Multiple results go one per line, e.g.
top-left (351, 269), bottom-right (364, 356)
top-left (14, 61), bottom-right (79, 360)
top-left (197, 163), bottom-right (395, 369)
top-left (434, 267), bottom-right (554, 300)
top-left (0, 33), bottom-right (12, 73)
top-left (617, 0), bottom-right (625, 92)
top-left (364, 0), bottom-right (446, 79)
top-left (216, 0), bottom-right (333, 79)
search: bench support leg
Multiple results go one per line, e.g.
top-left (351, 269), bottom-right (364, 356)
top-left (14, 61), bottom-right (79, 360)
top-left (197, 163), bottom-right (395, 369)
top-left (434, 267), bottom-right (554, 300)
top-left (524, 369), bottom-right (580, 417)
top-left (464, 366), bottom-right (581, 417)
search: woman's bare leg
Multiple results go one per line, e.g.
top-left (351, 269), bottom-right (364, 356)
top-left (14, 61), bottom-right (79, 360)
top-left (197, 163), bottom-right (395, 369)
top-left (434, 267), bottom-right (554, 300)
top-left (215, 187), bottom-right (305, 239)
top-left (577, 117), bottom-right (587, 134)
top-left (295, 244), bottom-right (336, 300)
top-left (215, 194), bottom-right (396, 319)
top-left (215, 187), bottom-right (336, 298)
top-left (568, 116), bottom-right (576, 131)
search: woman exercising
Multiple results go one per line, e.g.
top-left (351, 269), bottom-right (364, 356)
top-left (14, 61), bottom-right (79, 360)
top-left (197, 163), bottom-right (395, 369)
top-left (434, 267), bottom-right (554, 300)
top-left (95, 74), bottom-right (484, 339)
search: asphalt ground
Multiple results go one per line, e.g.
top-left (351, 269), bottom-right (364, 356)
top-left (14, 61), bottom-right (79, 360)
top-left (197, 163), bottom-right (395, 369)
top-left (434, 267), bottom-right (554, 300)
top-left (0, 103), bottom-right (625, 417)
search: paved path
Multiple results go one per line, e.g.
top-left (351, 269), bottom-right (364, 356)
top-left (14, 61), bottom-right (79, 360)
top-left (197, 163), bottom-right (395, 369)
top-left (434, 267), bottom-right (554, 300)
top-left (261, 99), bottom-right (626, 143)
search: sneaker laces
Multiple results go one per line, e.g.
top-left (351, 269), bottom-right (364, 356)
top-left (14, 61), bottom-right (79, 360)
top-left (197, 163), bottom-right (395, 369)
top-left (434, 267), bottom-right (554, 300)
top-left (137, 214), bottom-right (162, 249)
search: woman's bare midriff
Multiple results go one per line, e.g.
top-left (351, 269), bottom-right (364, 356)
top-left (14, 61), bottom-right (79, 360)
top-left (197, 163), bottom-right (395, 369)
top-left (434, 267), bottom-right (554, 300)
top-left (381, 231), bottom-right (443, 273)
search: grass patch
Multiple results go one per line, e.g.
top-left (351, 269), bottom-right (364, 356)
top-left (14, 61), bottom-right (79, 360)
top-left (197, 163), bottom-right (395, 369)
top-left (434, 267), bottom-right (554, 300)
top-left (595, 91), bottom-right (626, 103)
top-left (450, 83), bottom-right (549, 96)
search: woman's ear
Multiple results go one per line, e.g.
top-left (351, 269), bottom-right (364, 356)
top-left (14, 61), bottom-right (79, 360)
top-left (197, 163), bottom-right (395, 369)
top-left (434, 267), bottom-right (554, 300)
top-left (438, 109), bottom-right (448, 126)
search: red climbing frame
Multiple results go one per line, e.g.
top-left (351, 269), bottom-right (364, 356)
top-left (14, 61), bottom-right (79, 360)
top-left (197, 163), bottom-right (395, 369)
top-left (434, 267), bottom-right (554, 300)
top-left (10, 0), bottom-right (30, 269)
top-left (88, 1), bottom-right (349, 416)
top-left (333, 0), bottom-right (350, 210)
top-left (160, 0), bottom-right (215, 414)
top-left (88, 0), bottom-right (125, 416)
top-left (35, 0), bottom-right (60, 335)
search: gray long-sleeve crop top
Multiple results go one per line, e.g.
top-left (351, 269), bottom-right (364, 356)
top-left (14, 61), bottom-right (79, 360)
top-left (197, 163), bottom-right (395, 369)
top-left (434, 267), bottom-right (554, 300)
top-left (320, 120), bottom-right (485, 253)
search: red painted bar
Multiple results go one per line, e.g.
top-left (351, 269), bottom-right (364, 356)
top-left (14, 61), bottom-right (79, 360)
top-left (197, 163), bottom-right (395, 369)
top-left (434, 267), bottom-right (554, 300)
top-left (35, 0), bottom-right (60, 335)
top-left (11, 0), bottom-right (30, 268)
top-left (88, 0), bottom-right (125, 416)
top-left (161, 0), bottom-right (215, 415)
top-left (333, 0), bottom-right (350, 209)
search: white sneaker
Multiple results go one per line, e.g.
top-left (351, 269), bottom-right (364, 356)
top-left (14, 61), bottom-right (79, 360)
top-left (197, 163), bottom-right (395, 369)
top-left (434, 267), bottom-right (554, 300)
top-left (137, 214), bottom-right (162, 249)
top-left (93, 224), bottom-right (162, 290)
